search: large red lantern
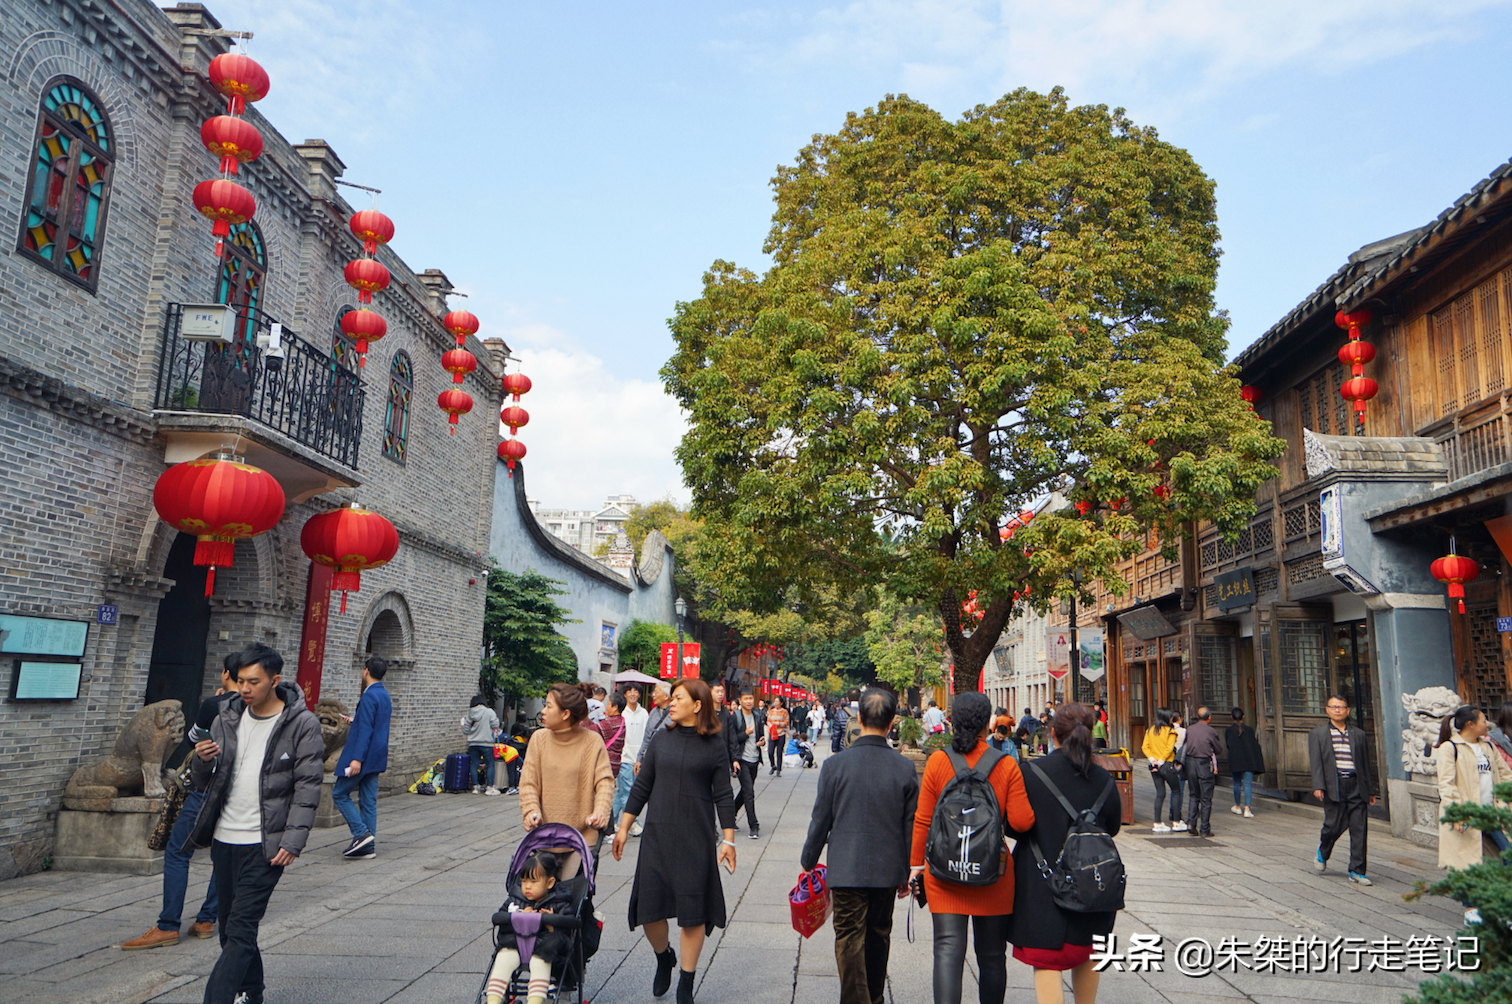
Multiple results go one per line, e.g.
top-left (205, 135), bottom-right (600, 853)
top-left (438, 388), bottom-right (474, 434)
top-left (1431, 542), bottom-right (1479, 614)
top-left (192, 179), bottom-right (256, 256)
top-left (208, 53), bottom-right (270, 115)
top-left (503, 372), bottom-right (532, 401)
top-left (300, 504), bottom-right (400, 613)
top-left (442, 348), bottom-right (477, 385)
top-left (442, 310), bottom-right (479, 347)
top-left (501, 405), bottom-right (530, 435)
top-left (1240, 385), bottom-right (1262, 408)
top-left (152, 457), bottom-right (285, 596)
top-left (1335, 308), bottom-right (1373, 336)
top-left (200, 116), bottom-right (263, 175)
top-left (339, 309), bottom-right (387, 367)
top-left (498, 438), bottom-right (526, 476)
top-left (348, 210), bottom-right (395, 256)
top-left (1340, 376), bottom-right (1379, 415)
top-left (1338, 341), bottom-right (1376, 370)
top-left (344, 258), bottom-right (391, 304)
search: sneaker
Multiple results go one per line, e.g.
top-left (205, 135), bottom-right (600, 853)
top-left (1315, 848), bottom-right (1327, 873)
top-left (1465, 907), bottom-right (1482, 925)
top-left (1171, 821), bottom-right (1189, 832)
top-left (484, 786), bottom-right (501, 796)
top-left (1152, 823), bottom-right (1171, 833)
top-left (504, 787), bottom-right (519, 796)
top-left (749, 828), bottom-right (760, 840)
top-left (348, 840), bottom-right (376, 860)
top-left (121, 926), bottom-right (179, 950)
top-left (471, 785), bottom-right (482, 794)
top-left (630, 821), bottom-right (644, 837)
top-left (1243, 807), bottom-right (1254, 818)
top-left (1348, 872), bottom-right (1373, 886)
top-left (342, 834), bottom-right (375, 858)
top-left (188, 920), bottom-right (215, 939)
top-left (1230, 805), bottom-right (1243, 815)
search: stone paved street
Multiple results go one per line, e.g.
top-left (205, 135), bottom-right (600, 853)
top-left (0, 749), bottom-right (1471, 1004)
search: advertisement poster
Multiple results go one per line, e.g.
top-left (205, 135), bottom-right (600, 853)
top-left (660, 642), bottom-right (702, 679)
top-left (1079, 628), bottom-right (1106, 683)
top-left (1046, 629), bottom-right (1071, 680)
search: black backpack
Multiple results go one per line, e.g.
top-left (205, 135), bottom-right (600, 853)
top-left (1024, 761), bottom-right (1125, 913)
top-left (925, 748), bottom-right (1008, 886)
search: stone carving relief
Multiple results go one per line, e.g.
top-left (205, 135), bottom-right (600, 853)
top-left (1401, 686), bottom-right (1461, 776)
top-left (64, 700), bottom-right (184, 809)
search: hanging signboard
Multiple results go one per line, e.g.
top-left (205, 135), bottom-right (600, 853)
top-left (661, 642), bottom-right (703, 678)
top-left (1213, 567), bottom-right (1257, 611)
top-left (660, 643), bottom-right (678, 679)
top-left (1078, 628), bottom-right (1106, 683)
top-left (681, 643), bottom-right (701, 679)
top-left (1046, 629), bottom-right (1071, 680)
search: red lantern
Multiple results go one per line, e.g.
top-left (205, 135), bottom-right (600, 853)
top-left (152, 457), bottom-right (285, 596)
top-left (498, 438), bottom-right (526, 476)
top-left (1335, 308), bottom-right (1373, 335)
top-left (208, 53), bottom-right (270, 114)
top-left (1340, 376), bottom-right (1379, 415)
top-left (442, 310), bottom-right (479, 347)
top-left (1431, 545), bottom-right (1479, 614)
top-left (503, 372), bottom-right (532, 401)
top-left (339, 309), bottom-right (387, 367)
top-left (501, 405), bottom-right (530, 435)
top-left (438, 389), bottom-right (474, 434)
top-left (200, 116), bottom-right (263, 175)
top-left (299, 504), bottom-right (400, 613)
top-left (442, 348), bottom-right (477, 385)
top-left (1338, 341), bottom-right (1376, 373)
top-left (344, 259), bottom-right (391, 304)
top-left (348, 210), bottom-right (395, 256)
top-left (1019, 510), bottom-right (1035, 523)
top-left (192, 179), bottom-right (256, 256)
top-left (1240, 385), bottom-right (1262, 408)
top-left (1153, 484), bottom-right (1171, 501)
top-left (1075, 500), bottom-right (1092, 516)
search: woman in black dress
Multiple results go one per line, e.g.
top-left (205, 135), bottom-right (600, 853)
top-left (612, 677), bottom-right (736, 1003)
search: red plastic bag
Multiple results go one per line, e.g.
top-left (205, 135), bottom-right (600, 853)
top-left (789, 866), bottom-right (832, 939)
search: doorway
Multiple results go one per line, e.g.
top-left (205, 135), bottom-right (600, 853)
top-left (145, 531), bottom-right (212, 719)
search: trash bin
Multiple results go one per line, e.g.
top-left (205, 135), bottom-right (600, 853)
top-left (1093, 749), bottom-right (1134, 827)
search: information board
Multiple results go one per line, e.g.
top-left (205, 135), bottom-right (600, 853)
top-left (0, 615), bottom-right (88, 657)
top-left (12, 661), bottom-right (83, 700)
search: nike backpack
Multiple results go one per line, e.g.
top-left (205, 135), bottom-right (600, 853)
top-left (924, 748), bottom-right (1008, 886)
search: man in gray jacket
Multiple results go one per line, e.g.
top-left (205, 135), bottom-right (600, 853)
top-left (1308, 694), bottom-right (1377, 885)
top-left (188, 644), bottom-right (322, 1004)
top-left (802, 688), bottom-right (919, 1004)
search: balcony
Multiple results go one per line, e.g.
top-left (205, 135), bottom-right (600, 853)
top-left (1423, 397), bottom-right (1512, 484)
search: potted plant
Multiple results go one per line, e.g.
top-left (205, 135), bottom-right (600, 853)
top-left (898, 716), bottom-right (923, 749)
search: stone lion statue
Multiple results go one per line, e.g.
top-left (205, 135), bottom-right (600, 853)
top-left (315, 698), bottom-right (351, 772)
top-left (65, 700), bottom-right (185, 806)
top-left (1402, 686), bottom-right (1461, 776)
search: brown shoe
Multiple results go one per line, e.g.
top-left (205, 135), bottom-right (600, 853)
top-left (188, 921), bottom-right (215, 939)
top-left (122, 926), bottom-right (179, 950)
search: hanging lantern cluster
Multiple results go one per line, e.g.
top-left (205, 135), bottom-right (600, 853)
top-left (1431, 538), bottom-right (1479, 615)
top-left (1336, 309), bottom-right (1377, 429)
top-left (961, 590), bottom-right (985, 625)
top-left (300, 503), bottom-right (400, 614)
top-left (998, 509), bottom-right (1035, 541)
top-left (340, 209), bottom-right (395, 368)
top-left (496, 358), bottom-right (532, 474)
top-left (194, 51), bottom-right (269, 256)
top-left (432, 309), bottom-right (478, 435)
top-left (152, 454), bottom-right (285, 597)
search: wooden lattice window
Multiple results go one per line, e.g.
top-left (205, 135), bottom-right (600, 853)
top-left (1297, 365), bottom-right (1358, 437)
top-left (17, 78), bottom-right (114, 291)
top-left (1431, 272), bottom-right (1512, 417)
top-left (1483, 279), bottom-right (1505, 395)
top-left (1457, 293), bottom-right (1480, 403)
top-left (1465, 596), bottom-right (1506, 712)
top-left (1196, 635), bottom-right (1236, 711)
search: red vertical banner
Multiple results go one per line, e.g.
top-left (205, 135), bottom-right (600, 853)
top-left (296, 561), bottom-right (334, 710)
top-left (681, 642), bottom-right (701, 678)
top-left (660, 643), bottom-right (678, 679)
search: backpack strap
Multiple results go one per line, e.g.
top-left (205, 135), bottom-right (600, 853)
top-left (946, 747), bottom-right (1005, 782)
top-left (1026, 760), bottom-right (1083, 822)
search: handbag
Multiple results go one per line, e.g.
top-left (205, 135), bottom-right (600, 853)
top-left (789, 866), bottom-right (832, 939)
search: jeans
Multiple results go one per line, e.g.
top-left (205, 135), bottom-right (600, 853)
top-left (809, 725), bottom-right (821, 744)
top-left (932, 913), bottom-right (1008, 1004)
top-left (612, 761), bottom-right (634, 824)
top-left (1320, 773), bottom-right (1370, 875)
top-left (1151, 764), bottom-right (1182, 822)
top-left (1232, 770), bottom-right (1254, 808)
top-left (734, 758), bottom-right (761, 831)
top-left (1185, 760), bottom-right (1216, 835)
top-left (468, 745), bottom-right (495, 788)
top-left (832, 887), bottom-right (895, 1004)
top-left (160, 789), bottom-right (218, 932)
top-left (331, 771), bottom-right (378, 839)
top-left (206, 841), bottom-right (284, 1004)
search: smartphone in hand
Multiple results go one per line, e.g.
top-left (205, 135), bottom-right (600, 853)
top-left (910, 875), bottom-right (927, 908)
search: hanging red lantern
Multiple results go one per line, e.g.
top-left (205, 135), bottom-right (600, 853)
top-left (1338, 341), bottom-right (1376, 373)
top-left (192, 179), bottom-right (256, 256)
top-left (1075, 500), bottom-right (1092, 516)
top-left (438, 389), bottom-right (474, 434)
top-left (208, 53), bottom-right (270, 115)
top-left (152, 457), bottom-right (285, 597)
top-left (1240, 385), bottom-right (1262, 408)
top-left (348, 210), bottom-right (395, 256)
top-left (442, 310), bottom-right (479, 347)
top-left (1019, 510), bottom-right (1035, 523)
top-left (498, 438), bottom-right (526, 476)
top-left (501, 405), bottom-right (530, 435)
top-left (503, 372), bottom-right (532, 401)
top-left (339, 309), bottom-right (387, 367)
top-left (344, 259), bottom-right (391, 304)
top-left (299, 504), bottom-right (400, 614)
top-left (1153, 484), bottom-right (1171, 501)
top-left (1335, 308), bottom-right (1373, 336)
top-left (1431, 541), bottom-right (1479, 614)
top-left (1340, 376), bottom-right (1379, 415)
top-left (442, 348), bottom-right (477, 385)
top-left (200, 116), bottom-right (263, 175)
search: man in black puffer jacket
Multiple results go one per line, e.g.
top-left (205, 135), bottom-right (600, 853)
top-left (187, 644), bottom-right (323, 1004)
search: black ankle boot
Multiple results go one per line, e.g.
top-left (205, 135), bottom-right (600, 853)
top-left (677, 968), bottom-right (695, 1004)
top-left (652, 947), bottom-right (677, 997)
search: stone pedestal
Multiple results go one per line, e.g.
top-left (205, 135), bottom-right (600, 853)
top-left (54, 797), bottom-right (164, 874)
top-left (1388, 774), bottom-right (1442, 848)
top-left (316, 774), bottom-right (341, 829)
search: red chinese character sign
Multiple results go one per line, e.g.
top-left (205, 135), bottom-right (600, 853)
top-left (661, 642), bottom-right (702, 679)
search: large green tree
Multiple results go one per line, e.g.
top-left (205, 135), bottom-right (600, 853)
top-left (617, 618), bottom-right (677, 674)
top-left (663, 89), bottom-right (1284, 693)
top-left (480, 566), bottom-right (579, 705)
top-left (865, 591), bottom-right (947, 694)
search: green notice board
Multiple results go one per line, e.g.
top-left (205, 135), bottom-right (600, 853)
top-left (0, 615), bottom-right (89, 657)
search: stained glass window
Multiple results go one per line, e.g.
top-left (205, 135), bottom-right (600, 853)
top-left (333, 306), bottom-right (357, 371)
top-left (18, 77), bottom-right (114, 290)
top-left (217, 221), bottom-right (266, 363)
top-left (382, 351), bottom-right (413, 463)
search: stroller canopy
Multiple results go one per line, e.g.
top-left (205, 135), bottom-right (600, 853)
top-left (510, 823), bottom-right (596, 895)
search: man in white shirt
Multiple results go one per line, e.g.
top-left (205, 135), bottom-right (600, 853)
top-left (613, 684), bottom-right (650, 834)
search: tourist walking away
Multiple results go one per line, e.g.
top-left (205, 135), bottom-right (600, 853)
top-left (1308, 694), bottom-right (1377, 885)
top-left (589, 691), bottom-right (628, 802)
top-left (615, 684), bottom-right (650, 831)
top-left (612, 678), bottom-right (737, 1004)
top-left (483, 849), bottom-right (575, 1004)
top-left (830, 700), bottom-right (850, 753)
top-left (588, 684), bottom-right (608, 723)
top-left (1018, 708), bottom-right (1038, 738)
top-left (463, 695), bottom-right (502, 795)
top-left (187, 644), bottom-right (323, 1004)
top-left (1141, 709), bottom-right (1185, 832)
top-left (802, 688), bottom-right (919, 1004)
top-left (1225, 707), bottom-right (1264, 819)
top-left (519, 683), bottom-right (614, 853)
top-left (1007, 703), bottom-right (1124, 1004)
top-left (1182, 707), bottom-right (1222, 837)
top-left (1433, 704), bottom-right (1512, 924)
top-left (122, 654), bottom-right (241, 950)
top-left (923, 699), bottom-right (946, 734)
top-left (333, 656), bottom-right (390, 860)
top-left (910, 692), bottom-right (1034, 1004)
top-left (731, 688), bottom-right (766, 838)
top-left (809, 701), bottom-right (826, 744)
top-left (768, 696), bottom-right (790, 775)
top-left (1488, 701), bottom-right (1512, 772)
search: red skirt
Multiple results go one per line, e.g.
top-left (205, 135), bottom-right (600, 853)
top-left (1013, 942), bottom-right (1094, 971)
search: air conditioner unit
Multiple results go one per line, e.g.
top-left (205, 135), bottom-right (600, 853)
top-left (180, 304), bottom-right (233, 343)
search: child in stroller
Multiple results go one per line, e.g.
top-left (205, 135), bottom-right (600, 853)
top-left (479, 823), bottom-right (600, 1004)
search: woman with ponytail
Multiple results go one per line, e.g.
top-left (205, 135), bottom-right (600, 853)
top-left (1434, 703), bottom-right (1512, 925)
top-left (1006, 703), bottom-right (1123, 1004)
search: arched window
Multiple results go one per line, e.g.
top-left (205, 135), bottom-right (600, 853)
top-left (200, 221), bottom-right (266, 412)
top-left (382, 351), bottom-right (413, 463)
top-left (332, 306), bottom-right (357, 371)
top-left (18, 77), bottom-right (114, 290)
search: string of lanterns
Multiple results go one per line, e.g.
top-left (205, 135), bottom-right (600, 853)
top-left (340, 208), bottom-right (395, 368)
top-left (497, 362), bottom-right (531, 475)
top-left (438, 308), bottom-right (478, 435)
top-left (193, 50), bottom-right (269, 256)
top-left (1336, 308), bottom-right (1377, 429)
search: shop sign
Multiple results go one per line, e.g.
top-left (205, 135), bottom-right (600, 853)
top-left (1213, 567), bottom-right (1257, 611)
top-left (1046, 629), bottom-right (1070, 680)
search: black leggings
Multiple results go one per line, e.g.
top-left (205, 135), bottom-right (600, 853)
top-left (1152, 765), bottom-right (1183, 822)
top-left (769, 733), bottom-right (784, 772)
top-left (932, 913), bottom-right (1008, 1004)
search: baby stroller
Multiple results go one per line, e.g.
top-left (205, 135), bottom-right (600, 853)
top-left (475, 823), bottom-right (602, 1004)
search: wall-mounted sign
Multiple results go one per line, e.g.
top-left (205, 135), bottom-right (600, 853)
top-left (1213, 567), bottom-right (1257, 611)
top-left (1079, 629), bottom-right (1106, 683)
top-left (1046, 629), bottom-right (1070, 680)
top-left (11, 661), bottom-right (83, 700)
top-left (1499, 617), bottom-right (1512, 633)
top-left (96, 604), bottom-right (118, 625)
top-left (0, 614), bottom-right (88, 657)
top-left (1117, 606), bottom-right (1175, 640)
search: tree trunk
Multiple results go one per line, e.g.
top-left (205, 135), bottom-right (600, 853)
top-left (941, 592), bottom-right (1013, 698)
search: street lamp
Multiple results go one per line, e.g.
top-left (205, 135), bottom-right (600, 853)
top-left (674, 597), bottom-right (688, 681)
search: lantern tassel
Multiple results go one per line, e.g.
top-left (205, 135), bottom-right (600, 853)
top-left (205, 566), bottom-right (216, 597)
top-left (339, 591), bottom-right (348, 614)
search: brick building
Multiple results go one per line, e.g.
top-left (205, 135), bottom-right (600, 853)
top-left (0, 1), bottom-right (502, 877)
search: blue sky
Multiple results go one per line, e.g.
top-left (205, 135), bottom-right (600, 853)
top-left (232, 0), bottom-right (1512, 510)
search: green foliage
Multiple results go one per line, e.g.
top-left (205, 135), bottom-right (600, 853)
top-left (618, 618), bottom-right (677, 673)
top-left (622, 498), bottom-right (704, 598)
top-left (662, 88), bottom-right (1285, 693)
top-left (480, 566), bottom-right (579, 705)
top-left (866, 590), bottom-right (946, 693)
top-left (786, 636), bottom-right (875, 684)
top-left (898, 716), bottom-right (923, 748)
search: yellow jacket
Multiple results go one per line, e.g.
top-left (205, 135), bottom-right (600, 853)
top-left (1143, 726), bottom-right (1177, 764)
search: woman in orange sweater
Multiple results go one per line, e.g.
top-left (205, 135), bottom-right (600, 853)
top-left (910, 692), bottom-right (1034, 1004)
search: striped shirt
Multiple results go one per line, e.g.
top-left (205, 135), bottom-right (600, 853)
top-left (1330, 725), bottom-right (1355, 775)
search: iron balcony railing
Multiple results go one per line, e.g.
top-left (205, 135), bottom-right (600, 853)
top-left (153, 302), bottom-right (365, 468)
